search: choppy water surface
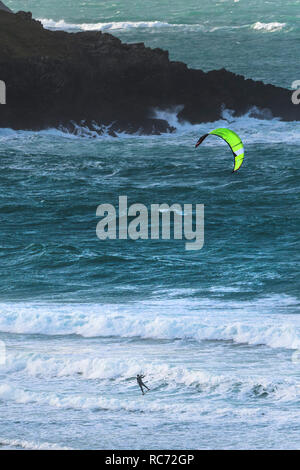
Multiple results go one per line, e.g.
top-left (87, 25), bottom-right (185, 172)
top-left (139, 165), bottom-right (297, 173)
top-left (0, 0), bottom-right (300, 449)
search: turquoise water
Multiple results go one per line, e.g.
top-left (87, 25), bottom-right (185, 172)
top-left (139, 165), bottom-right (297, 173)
top-left (7, 0), bottom-right (300, 87)
top-left (0, 0), bottom-right (300, 450)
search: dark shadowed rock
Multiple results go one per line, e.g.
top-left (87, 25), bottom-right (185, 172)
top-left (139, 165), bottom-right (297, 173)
top-left (0, 10), bottom-right (298, 136)
top-left (15, 11), bottom-right (32, 21)
top-left (0, 2), bottom-right (12, 13)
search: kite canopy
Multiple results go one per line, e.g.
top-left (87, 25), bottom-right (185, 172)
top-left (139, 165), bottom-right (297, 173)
top-left (195, 128), bottom-right (245, 172)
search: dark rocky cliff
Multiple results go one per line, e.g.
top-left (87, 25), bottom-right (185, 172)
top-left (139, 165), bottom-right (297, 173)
top-left (0, 2), bottom-right (12, 13)
top-left (0, 10), bottom-right (298, 135)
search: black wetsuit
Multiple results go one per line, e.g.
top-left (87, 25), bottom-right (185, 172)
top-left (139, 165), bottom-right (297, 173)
top-left (137, 374), bottom-right (150, 395)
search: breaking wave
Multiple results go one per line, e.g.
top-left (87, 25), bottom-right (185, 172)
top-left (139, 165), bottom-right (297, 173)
top-left (252, 22), bottom-right (286, 33)
top-left (2, 353), bottom-right (300, 401)
top-left (39, 18), bottom-right (249, 33)
top-left (152, 107), bottom-right (300, 144)
top-left (0, 296), bottom-right (299, 350)
top-left (0, 437), bottom-right (71, 450)
top-left (1, 364), bottom-right (299, 406)
top-left (39, 18), bottom-right (207, 32)
top-left (39, 18), bottom-right (291, 35)
top-left (40, 18), bottom-right (290, 35)
top-left (1, 108), bottom-right (300, 144)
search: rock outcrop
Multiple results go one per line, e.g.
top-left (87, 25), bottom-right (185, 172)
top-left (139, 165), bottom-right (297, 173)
top-left (0, 9), bottom-right (298, 135)
top-left (0, 2), bottom-right (12, 13)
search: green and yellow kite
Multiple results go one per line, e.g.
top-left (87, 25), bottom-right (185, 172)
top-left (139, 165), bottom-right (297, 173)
top-left (195, 128), bottom-right (245, 172)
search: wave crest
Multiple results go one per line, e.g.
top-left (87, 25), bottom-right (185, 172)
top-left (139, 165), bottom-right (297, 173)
top-left (252, 22), bottom-right (286, 32)
top-left (0, 296), bottom-right (299, 350)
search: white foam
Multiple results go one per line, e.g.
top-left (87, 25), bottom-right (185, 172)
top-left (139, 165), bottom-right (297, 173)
top-left (1, 358), bottom-right (299, 410)
top-left (0, 107), bottom-right (299, 143)
top-left (0, 295), bottom-right (299, 350)
top-left (0, 125), bottom-right (115, 141)
top-left (39, 18), bottom-right (252, 34)
top-left (152, 107), bottom-right (300, 145)
top-left (2, 352), bottom-right (216, 387)
top-left (0, 382), bottom-right (195, 414)
top-left (39, 18), bottom-right (207, 33)
top-left (38, 18), bottom-right (291, 36)
top-left (12, 354), bottom-right (296, 402)
top-left (0, 437), bottom-right (71, 450)
top-left (252, 22), bottom-right (286, 32)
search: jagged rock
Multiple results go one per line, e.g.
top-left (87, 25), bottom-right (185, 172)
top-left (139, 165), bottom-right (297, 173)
top-left (0, 9), bottom-right (298, 135)
top-left (0, 1), bottom-right (12, 13)
top-left (15, 11), bottom-right (32, 21)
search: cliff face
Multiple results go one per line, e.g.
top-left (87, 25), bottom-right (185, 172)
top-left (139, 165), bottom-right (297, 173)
top-left (0, 10), bottom-right (299, 135)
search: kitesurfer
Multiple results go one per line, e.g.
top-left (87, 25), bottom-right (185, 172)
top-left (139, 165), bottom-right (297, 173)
top-left (136, 374), bottom-right (150, 395)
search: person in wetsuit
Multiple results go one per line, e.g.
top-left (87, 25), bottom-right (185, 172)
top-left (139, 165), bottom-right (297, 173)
top-left (136, 374), bottom-right (150, 395)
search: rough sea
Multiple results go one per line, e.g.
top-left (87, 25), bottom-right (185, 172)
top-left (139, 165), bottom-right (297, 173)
top-left (0, 0), bottom-right (300, 449)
